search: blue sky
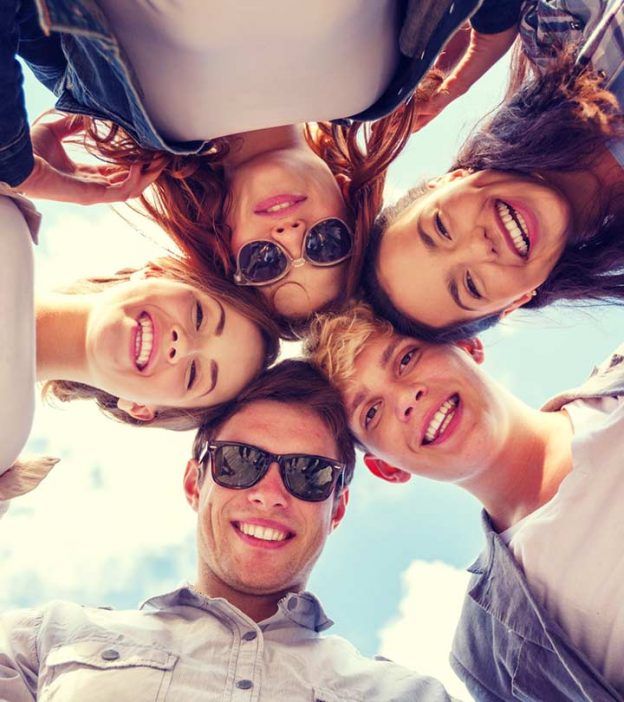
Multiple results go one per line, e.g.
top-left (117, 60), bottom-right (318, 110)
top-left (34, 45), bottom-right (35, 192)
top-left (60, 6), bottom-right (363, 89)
top-left (3, 57), bottom-right (623, 697)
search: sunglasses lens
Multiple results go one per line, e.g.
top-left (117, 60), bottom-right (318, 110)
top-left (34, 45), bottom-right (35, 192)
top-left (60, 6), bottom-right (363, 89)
top-left (282, 456), bottom-right (338, 501)
top-left (213, 444), bottom-right (269, 488)
top-left (305, 219), bottom-right (352, 264)
top-left (238, 241), bottom-right (288, 283)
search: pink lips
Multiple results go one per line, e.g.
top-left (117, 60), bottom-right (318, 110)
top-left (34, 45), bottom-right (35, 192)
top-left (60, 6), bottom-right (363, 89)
top-left (131, 311), bottom-right (158, 373)
top-left (253, 194), bottom-right (307, 218)
top-left (420, 395), bottom-right (462, 447)
top-left (495, 199), bottom-right (539, 259)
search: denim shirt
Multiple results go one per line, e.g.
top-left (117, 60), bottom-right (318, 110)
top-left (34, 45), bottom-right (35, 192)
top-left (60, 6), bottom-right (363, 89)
top-left (0, 584), bottom-right (456, 701)
top-left (451, 345), bottom-right (624, 702)
top-left (1, 0), bottom-right (501, 186)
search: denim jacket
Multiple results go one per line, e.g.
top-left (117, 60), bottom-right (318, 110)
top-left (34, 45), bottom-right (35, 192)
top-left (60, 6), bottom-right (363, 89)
top-left (1, 0), bottom-right (517, 187)
top-left (451, 345), bottom-right (624, 702)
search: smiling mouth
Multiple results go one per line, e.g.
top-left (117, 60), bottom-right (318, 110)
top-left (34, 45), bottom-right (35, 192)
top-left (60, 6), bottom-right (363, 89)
top-left (134, 312), bottom-right (154, 370)
top-left (496, 200), bottom-right (530, 258)
top-left (422, 394), bottom-right (459, 445)
top-left (234, 521), bottom-right (294, 543)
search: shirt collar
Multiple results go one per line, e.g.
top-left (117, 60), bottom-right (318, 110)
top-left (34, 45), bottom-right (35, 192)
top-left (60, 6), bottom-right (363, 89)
top-left (139, 584), bottom-right (333, 633)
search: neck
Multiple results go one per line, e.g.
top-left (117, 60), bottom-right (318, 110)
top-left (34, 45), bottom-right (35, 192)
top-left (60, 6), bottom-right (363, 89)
top-left (461, 403), bottom-right (574, 531)
top-left (194, 566), bottom-right (296, 623)
top-left (225, 124), bottom-right (307, 169)
top-left (540, 147), bottom-right (623, 234)
top-left (36, 294), bottom-right (91, 383)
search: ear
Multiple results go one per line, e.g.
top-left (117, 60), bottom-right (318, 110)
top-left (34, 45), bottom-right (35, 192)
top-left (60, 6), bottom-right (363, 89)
top-left (116, 398), bottom-right (156, 422)
top-left (363, 454), bottom-right (411, 483)
top-left (331, 487), bottom-right (349, 530)
top-left (500, 291), bottom-right (535, 319)
top-left (334, 173), bottom-right (351, 200)
top-left (426, 168), bottom-right (471, 190)
top-left (455, 337), bottom-right (485, 365)
top-left (183, 458), bottom-right (201, 511)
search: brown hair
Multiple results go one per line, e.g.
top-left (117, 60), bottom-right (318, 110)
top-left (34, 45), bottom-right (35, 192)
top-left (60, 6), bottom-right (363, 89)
top-left (42, 257), bottom-right (281, 431)
top-left (76, 70), bottom-right (444, 316)
top-left (192, 359), bottom-right (356, 492)
top-left (365, 54), bottom-right (624, 340)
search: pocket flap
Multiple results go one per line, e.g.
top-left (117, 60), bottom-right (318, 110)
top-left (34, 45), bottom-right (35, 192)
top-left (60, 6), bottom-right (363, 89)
top-left (46, 639), bottom-right (177, 671)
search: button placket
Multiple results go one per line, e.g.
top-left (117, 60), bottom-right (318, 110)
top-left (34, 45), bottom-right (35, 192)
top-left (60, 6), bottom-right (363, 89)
top-left (230, 622), bottom-right (262, 701)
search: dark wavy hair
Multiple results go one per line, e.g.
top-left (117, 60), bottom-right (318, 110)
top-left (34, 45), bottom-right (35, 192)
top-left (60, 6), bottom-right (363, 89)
top-left (364, 53), bottom-right (624, 341)
top-left (192, 359), bottom-right (356, 495)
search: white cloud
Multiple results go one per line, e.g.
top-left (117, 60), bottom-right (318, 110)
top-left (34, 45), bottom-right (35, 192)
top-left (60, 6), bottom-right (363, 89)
top-left (378, 560), bottom-right (472, 700)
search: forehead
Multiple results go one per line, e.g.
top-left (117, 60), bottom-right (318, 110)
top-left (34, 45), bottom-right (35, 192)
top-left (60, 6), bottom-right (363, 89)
top-left (215, 399), bottom-right (339, 458)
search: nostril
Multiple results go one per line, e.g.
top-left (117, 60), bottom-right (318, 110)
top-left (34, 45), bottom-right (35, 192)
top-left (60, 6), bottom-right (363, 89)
top-left (169, 348), bottom-right (176, 360)
top-left (415, 390), bottom-right (424, 401)
top-left (404, 406), bottom-right (412, 418)
top-left (292, 222), bottom-right (300, 229)
top-left (276, 226), bottom-right (285, 234)
top-left (172, 330), bottom-right (178, 341)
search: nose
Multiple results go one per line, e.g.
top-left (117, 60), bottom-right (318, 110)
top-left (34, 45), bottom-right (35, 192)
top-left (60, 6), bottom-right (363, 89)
top-left (458, 227), bottom-right (497, 263)
top-left (167, 325), bottom-right (192, 364)
top-left (246, 463), bottom-right (289, 509)
top-left (270, 219), bottom-right (305, 260)
top-left (395, 384), bottom-right (427, 423)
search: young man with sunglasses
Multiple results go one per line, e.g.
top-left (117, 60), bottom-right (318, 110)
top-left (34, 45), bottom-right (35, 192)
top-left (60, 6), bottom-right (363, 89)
top-left (306, 303), bottom-right (624, 702)
top-left (0, 360), bottom-right (454, 701)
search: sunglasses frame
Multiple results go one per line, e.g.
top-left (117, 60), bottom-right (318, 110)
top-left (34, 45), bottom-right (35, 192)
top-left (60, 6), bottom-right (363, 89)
top-left (233, 217), bottom-right (353, 287)
top-left (198, 440), bottom-right (346, 502)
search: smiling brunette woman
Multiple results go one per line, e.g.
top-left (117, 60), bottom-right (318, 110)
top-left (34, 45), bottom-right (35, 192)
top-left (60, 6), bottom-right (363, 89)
top-left (365, 34), bottom-right (624, 340)
top-left (40, 258), bottom-right (280, 427)
top-left (0, 197), bottom-right (279, 501)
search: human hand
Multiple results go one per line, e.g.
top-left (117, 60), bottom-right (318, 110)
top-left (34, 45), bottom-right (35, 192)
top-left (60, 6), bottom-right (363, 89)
top-left (17, 114), bottom-right (165, 204)
top-left (413, 25), bottom-right (518, 131)
top-left (0, 456), bottom-right (59, 500)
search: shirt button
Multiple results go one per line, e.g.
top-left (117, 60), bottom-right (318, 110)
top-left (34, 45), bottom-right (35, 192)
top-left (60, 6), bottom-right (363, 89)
top-left (287, 598), bottom-right (298, 611)
top-left (242, 630), bottom-right (257, 641)
top-left (570, 20), bottom-right (582, 30)
top-left (236, 679), bottom-right (253, 690)
top-left (598, 69), bottom-right (608, 80)
top-left (101, 648), bottom-right (120, 661)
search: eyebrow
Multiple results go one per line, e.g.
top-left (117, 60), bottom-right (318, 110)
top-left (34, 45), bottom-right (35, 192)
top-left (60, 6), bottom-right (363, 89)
top-left (448, 279), bottom-right (477, 312)
top-left (380, 338), bottom-right (401, 369)
top-left (214, 300), bottom-right (226, 336)
top-left (417, 216), bottom-right (436, 250)
top-left (199, 360), bottom-right (219, 399)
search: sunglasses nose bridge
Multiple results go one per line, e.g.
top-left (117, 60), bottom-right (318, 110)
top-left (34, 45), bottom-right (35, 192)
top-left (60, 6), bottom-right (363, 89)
top-left (247, 461), bottom-right (290, 507)
top-left (291, 257), bottom-right (306, 268)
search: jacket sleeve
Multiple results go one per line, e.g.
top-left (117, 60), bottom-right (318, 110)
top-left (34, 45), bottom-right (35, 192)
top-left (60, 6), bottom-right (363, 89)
top-left (0, 608), bottom-right (42, 701)
top-left (471, 0), bottom-right (522, 34)
top-left (0, 0), bottom-right (34, 187)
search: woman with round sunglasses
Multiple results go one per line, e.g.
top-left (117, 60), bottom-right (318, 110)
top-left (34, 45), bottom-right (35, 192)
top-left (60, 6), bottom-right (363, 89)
top-left (0, 195), bottom-right (280, 503)
top-left (3, 0), bottom-right (468, 323)
top-left (363, 1), bottom-right (624, 342)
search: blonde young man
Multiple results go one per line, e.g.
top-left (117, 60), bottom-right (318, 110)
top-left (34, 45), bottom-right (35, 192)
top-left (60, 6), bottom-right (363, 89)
top-left (305, 303), bottom-right (624, 702)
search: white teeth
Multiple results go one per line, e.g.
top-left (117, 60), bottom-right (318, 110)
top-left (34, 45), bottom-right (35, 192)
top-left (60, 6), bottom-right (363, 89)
top-left (135, 314), bottom-right (154, 369)
top-left (238, 522), bottom-right (288, 542)
top-left (496, 201), bottom-right (530, 257)
top-left (424, 395), bottom-right (459, 444)
top-left (266, 201), bottom-right (294, 213)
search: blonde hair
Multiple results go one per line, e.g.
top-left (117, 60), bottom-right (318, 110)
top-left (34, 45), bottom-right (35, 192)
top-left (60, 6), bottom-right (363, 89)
top-left (42, 257), bottom-right (281, 431)
top-left (304, 301), bottom-right (393, 392)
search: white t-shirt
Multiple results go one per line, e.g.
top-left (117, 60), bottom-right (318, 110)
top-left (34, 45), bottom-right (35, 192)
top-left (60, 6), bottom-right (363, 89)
top-left (502, 395), bottom-right (624, 693)
top-left (97, 0), bottom-right (400, 141)
top-left (0, 193), bottom-right (36, 476)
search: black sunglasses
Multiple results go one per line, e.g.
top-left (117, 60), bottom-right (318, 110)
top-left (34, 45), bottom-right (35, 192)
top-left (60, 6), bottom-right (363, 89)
top-left (233, 218), bottom-right (353, 286)
top-left (199, 440), bottom-right (345, 502)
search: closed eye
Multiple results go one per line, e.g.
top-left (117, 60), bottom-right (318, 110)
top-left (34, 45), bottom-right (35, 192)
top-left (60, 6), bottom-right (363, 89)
top-left (195, 301), bottom-right (204, 330)
top-left (435, 212), bottom-right (451, 240)
top-left (465, 272), bottom-right (483, 299)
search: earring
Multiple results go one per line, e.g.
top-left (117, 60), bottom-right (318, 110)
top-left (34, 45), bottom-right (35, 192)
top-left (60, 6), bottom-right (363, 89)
top-left (531, 290), bottom-right (537, 297)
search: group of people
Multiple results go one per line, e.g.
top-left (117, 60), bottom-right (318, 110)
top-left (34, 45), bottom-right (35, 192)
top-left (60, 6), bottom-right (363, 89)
top-left (1, 0), bottom-right (624, 700)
